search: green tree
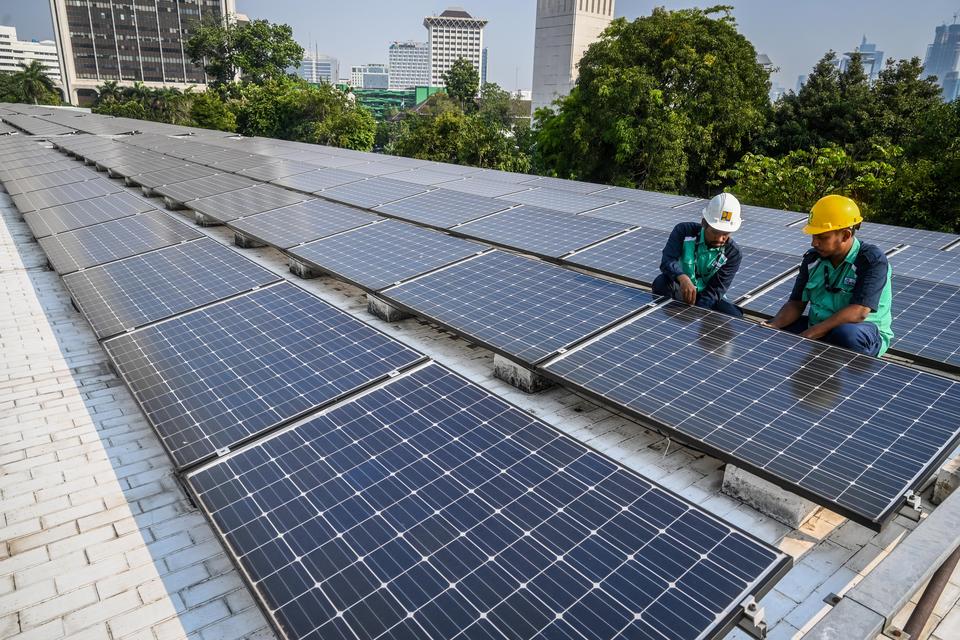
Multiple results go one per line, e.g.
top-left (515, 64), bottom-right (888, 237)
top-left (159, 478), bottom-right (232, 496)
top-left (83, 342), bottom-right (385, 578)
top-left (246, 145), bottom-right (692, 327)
top-left (185, 18), bottom-right (303, 87)
top-left (871, 58), bottom-right (943, 152)
top-left (96, 80), bottom-right (121, 103)
top-left (535, 6), bottom-right (771, 195)
top-left (190, 90), bottom-right (236, 131)
top-left (443, 58), bottom-right (480, 111)
top-left (11, 61), bottom-right (58, 105)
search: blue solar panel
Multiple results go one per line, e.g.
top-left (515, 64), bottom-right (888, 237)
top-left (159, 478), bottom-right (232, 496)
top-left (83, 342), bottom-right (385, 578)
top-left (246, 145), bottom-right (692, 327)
top-left (187, 363), bottom-right (790, 640)
top-left (455, 207), bottom-right (632, 259)
top-left (289, 220), bottom-right (488, 291)
top-left (580, 202), bottom-right (691, 230)
top-left (890, 245), bottom-right (960, 287)
top-left (888, 276), bottom-right (960, 368)
top-left (230, 200), bottom-right (380, 250)
top-left (383, 251), bottom-right (656, 364)
top-left (320, 178), bottom-right (431, 209)
top-left (22, 192), bottom-right (157, 238)
top-left (564, 228), bottom-right (670, 285)
top-left (104, 282), bottom-right (425, 470)
top-left (375, 189), bottom-right (513, 229)
top-left (544, 302), bottom-right (960, 528)
top-left (859, 222), bottom-right (960, 251)
top-left (497, 188), bottom-right (621, 215)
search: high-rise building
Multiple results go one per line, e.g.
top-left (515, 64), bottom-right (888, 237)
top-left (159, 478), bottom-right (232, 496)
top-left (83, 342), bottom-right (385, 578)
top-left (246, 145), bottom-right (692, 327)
top-left (388, 41), bottom-right (430, 90)
top-left (924, 21), bottom-right (960, 101)
top-left (48, 0), bottom-right (236, 105)
top-left (299, 53), bottom-right (338, 84)
top-left (481, 47), bottom-right (488, 85)
top-left (0, 26), bottom-right (61, 85)
top-left (350, 64), bottom-right (390, 90)
top-left (423, 8), bottom-right (487, 88)
top-left (531, 0), bottom-right (615, 113)
top-left (840, 36), bottom-right (884, 83)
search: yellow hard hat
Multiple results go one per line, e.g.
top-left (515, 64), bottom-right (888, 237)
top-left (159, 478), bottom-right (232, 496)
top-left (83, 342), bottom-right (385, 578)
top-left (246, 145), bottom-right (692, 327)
top-left (803, 195), bottom-right (863, 235)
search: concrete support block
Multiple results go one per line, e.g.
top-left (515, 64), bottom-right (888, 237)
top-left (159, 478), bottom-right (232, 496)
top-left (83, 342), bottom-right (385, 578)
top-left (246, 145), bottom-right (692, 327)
top-left (106, 167), bottom-right (122, 178)
top-left (162, 196), bottom-right (184, 210)
top-left (140, 187), bottom-right (156, 198)
top-left (367, 295), bottom-right (412, 322)
top-left (722, 465), bottom-right (819, 528)
top-left (933, 457), bottom-right (960, 505)
top-left (233, 232), bottom-right (266, 249)
top-left (193, 211), bottom-right (221, 227)
top-left (493, 354), bottom-right (554, 394)
top-left (288, 257), bottom-right (318, 279)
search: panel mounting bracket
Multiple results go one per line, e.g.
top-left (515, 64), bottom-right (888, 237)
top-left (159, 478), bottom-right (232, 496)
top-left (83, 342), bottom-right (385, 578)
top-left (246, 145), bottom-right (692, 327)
top-left (736, 596), bottom-right (768, 639)
top-left (900, 491), bottom-right (924, 522)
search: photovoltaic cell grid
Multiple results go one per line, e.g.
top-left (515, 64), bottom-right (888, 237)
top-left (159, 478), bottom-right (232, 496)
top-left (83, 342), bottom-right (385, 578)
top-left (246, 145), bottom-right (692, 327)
top-left (859, 222), bottom-right (960, 251)
top-left (519, 175), bottom-right (611, 194)
top-left (739, 279), bottom-right (793, 317)
top-left (131, 164), bottom-right (219, 189)
top-left (498, 188), bottom-right (621, 215)
top-left (238, 161), bottom-right (318, 182)
top-left (11, 178), bottom-right (124, 213)
top-left (63, 238), bottom-right (281, 340)
top-left (22, 192), bottom-right (158, 238)
top-left (104, 283), bottom-right (425, 470)
top-left (153, 173), bottom-right (258, 203)
top-left (38, 210), bottom-right (204, 275)
top-left (374, 189), bottom-right (513, 229)
top-left (3, 167), bottom-right (100, 195)
top-left (385, 169), bottom-right (465, 186)
top-left (187, 363), bottom-right (790, 640)
top-left (435, 178), bottom-right (533, 199)
top-left (272, 169), bottom-right (367, 194)
top-left (384, 251), bottom-right (656, 364)
top-left (593, 187), bottom-right (701, 209)
top-left (888, 276), bottom-right (960, 367)
top-left (289, 220), bottom-right (488, 291)
top-left (739, 205), bottom-right (808, 227)
top-left (891, 245), bottom-right (960, 287)
top-left (581, 201), bottom-right (694, 231)
top-left (0, 159), bottom-right (80, 182)
top-left (187, 185), bottom-right (311, 223)
top-left (564, 227), bottom-right (669, 286)
top-left (320, 178), bottom-right (432, 209)
top-left (545, 302), bottom-right (960, 527)
top-left (456, 206), bottom-right (632, 259)
top-left (730, 248), bottom-right (802, 301)
top-left (229, 200), bottom-right (380, 250)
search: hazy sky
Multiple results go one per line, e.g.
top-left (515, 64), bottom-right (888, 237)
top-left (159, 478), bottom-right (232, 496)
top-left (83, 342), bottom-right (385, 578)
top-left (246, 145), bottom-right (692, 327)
top-left (2, 1), bottom-right (957, 91)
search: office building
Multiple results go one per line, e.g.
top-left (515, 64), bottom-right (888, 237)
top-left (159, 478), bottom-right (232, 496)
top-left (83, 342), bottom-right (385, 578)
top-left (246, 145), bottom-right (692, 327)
top-left (423, 8), bottom-right (487, 88)
top-left (299, 53), bottom-right (338, 84)
top-left (48, 0), bottom-right (235, 105)
top-left (924, 21), bottom-right (960, 101)
top-left (351, 64), bottom-right (390, 90)
top-left (840, 36), bottom-right (884, 83)
top-left (482, 47), bottom-right (488, 85)
top-left (531, 0), bottom-right (615, 113)
top-left (0, 25), bottom-right (60, 85)
top-left (388, 41), bottom-right (430, 90)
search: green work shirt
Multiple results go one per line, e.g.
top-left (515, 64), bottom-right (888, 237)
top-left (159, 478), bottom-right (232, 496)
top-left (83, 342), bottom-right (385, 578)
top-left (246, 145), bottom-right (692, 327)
top-left (681, 229), bottom-right (727, 293)
top-left (790, 238), bottom-right (895, 356)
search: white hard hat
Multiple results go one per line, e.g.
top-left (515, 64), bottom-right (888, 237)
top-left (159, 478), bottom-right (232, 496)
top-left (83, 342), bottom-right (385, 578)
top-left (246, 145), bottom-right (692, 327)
top-left (702, 193), bottom-right (742, 233)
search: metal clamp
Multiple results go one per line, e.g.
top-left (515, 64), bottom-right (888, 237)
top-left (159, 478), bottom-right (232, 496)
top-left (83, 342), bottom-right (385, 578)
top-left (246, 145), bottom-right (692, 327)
top-left (900, 491), bottom-right (923, 522)
top-left (737, 596), bottom-right (768, 639)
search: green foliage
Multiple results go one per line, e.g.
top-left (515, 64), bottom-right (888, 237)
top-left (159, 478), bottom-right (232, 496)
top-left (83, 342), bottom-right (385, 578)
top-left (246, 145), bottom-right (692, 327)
top-left (185, 18), bottom-right (303, 87)
top-left (534, 7), bottom-right (771, 194)
top-left (189, 90), bottom-right (236, 131)
top-left (0, 62), bottom-right (60, 105)
top-left (443, 58), bottom-right (480, 111)
top-left (93, 100), bottom-right (147, 120)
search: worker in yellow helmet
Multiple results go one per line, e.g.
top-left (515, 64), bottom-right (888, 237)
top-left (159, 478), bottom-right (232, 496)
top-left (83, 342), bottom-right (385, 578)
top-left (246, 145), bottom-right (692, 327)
top-left (764, 195), bottom-right (894, 357)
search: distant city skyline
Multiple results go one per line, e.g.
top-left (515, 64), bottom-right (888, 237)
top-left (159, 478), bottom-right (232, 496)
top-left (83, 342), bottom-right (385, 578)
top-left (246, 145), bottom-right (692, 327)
top-left (2, 1), bottom-right (959, 92)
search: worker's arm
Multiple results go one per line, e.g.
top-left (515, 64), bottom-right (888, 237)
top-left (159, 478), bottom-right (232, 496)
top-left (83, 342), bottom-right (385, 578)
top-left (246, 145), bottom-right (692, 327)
top-left (698, 243), bottom-right (741, 308)
top-left (800, 304), bottom-right (871, 339)
top-left (660, 223), bottom-right (697, 304)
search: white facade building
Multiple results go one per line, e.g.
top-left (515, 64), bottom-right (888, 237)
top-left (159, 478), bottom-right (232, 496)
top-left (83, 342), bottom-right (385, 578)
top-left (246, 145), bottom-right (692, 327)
top-left (388, 41), bottom-right (430, 90)
top-left (299, 54), bottom-right (338, 84)
top-left (350, 64), bottom-right (389, 90)
top-left (423, 8), bottom-right (487, 88)
top-left (531, 0), bottom-right (615, 113)
top-left (0, 25), bottom-right (60, 84)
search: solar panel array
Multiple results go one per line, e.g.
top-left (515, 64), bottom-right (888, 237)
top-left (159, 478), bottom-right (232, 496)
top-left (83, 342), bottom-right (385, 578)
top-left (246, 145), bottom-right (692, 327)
top-left (22, 192), bottom-right (157, 238)
top-left (375, 188), bottom-right (513, 229)
top-left (187, 184), bottom-right (310, 223)
top-left (230, 199), bottom-right (379, 250)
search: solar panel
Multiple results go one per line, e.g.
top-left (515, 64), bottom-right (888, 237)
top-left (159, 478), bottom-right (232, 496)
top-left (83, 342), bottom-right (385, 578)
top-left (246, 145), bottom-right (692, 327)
top-left (188, 185), bottom-right (311, 223)
top-left (230, 200), bottom-right (380, 250)
top-left (437, 178), bottom-right (534, 198)
top-left (0, 159), bottom-right (83, 182)
top-left (740, 205), bottom-right (808, 227)
top-left (730, 223), bottom-right (815, 256)
top-left (345, 162), bottom-right (410, 177)
top-left (545, 301), bottom-right (960, 527)
top-left (564, 227), bottom-right (671, 285)
top-left (888, 275), bottom-right (960, 367)
top-left (320, 178), bottom-right (432, 209)
top-left (890, 245), bottom-right (960, 287)
top-left (520, 175), bottom-right (611, 195)
top-left (385, 169), bottom-right (465, 187)
top-left (422, 161), bottom-right (484, 176)
top-left (11, 178), bottom-right (125, 213)
top-left (304, 154), bottom-right (369, 169)
top-left (384, 251), bottom-right (656, 364)
top-left (22, 192), bottom-right (157, 238)
top-left (592, 187), bottom-right (702, 209)
top-left (5, 153), bottom-right (84, 171)
top-left (581, 202), bottom-right (693, 230)
top-left (738, 278), bottom-right (793, 317)
top-left (153, 173), bottom-right (258, 204)
top-left (273, 169), bottom-right (368, 194)
top-left (859, 222), bottom-right (960, 250)
top-left (238, 161), bottom-right (318, 182)
top-left (289, 220), bottom-right (487, 291)
top-left (104, 282), bottom-right (425, 470)
top-left (455, 206), bottom-right (632, 259)
top-left (375, 189), bottom-right (513, 229)
top-left (130, 164), bottom-right (219, 189)
top-left (472, 168), bottom-right (543, 184)
top-left (498, 188), bottom-right (621, 215)
top-left (106, 155), bottom-right (187, 178)
top-left (186, 362), bottom-right (790, 640)
top-left (38, 210), bottom-right (204, 274)
top-left (3, 167), bottom-right (100, 195)
top-left (211, 154), bottom-right (281, 172)
top-left (63, 237), bottom-right (281, 339)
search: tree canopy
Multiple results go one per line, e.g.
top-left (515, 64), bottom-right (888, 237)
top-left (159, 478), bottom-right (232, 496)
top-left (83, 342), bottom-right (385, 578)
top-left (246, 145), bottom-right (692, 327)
top-left (185, 18), bottom-right (304, 87)
top-left (0, 61), bottom-right (60, 105)
top-left (443, 58), bottom-right (480, 111)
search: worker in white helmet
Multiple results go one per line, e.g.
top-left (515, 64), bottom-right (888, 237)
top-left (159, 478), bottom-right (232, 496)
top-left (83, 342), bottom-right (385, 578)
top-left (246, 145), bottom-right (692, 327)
top-left (652, 193), bottom-right (744, 318)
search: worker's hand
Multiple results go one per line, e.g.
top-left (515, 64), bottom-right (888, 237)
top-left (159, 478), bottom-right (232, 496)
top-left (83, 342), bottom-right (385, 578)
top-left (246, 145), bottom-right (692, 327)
top-left (800, 325), bottom-right (827, 340)
top-left (677, 276), bottom-right (697, 305)
top-left (759, 320), bottom-right (775, 329)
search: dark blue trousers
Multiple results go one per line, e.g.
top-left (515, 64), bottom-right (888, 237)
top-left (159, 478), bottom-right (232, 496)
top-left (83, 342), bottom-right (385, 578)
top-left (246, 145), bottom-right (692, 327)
top-left (784, 317), bottom-right (882, 357)
top-left (652, 273), bottom-right (743, 318)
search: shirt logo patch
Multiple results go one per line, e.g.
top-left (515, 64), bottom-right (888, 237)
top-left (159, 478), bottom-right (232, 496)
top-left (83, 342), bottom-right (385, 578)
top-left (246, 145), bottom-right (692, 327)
top-left (843, 277), bottom-right (857, 286)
